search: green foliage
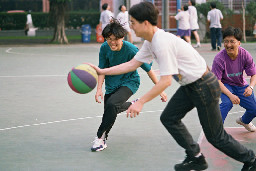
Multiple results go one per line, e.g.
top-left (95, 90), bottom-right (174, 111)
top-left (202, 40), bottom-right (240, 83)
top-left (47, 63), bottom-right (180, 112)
top-left (0, 11), bottom-right (100, 30)
top-left (0, 13), bottom-right (27, 30)
top-left (246, 1), bottom-right (256, 27)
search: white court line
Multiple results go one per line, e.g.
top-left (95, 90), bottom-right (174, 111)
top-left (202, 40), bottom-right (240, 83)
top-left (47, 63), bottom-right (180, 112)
top-left (0, 75), bottom-right (66, 78)
top-left (0, 109), bottom-right (163, 132)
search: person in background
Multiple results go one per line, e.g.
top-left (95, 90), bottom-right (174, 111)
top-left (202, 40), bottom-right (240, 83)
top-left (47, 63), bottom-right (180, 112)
top-left (212, 26), bottom-right (256, 132)
top-left (99, 3), bottom-right (113, 32)
top-left (188, 0), bottom-right (201, 48)
top-left (207, 2), bottom-right (223, 51)
top-left (117, 5), bottom-right (133, 43)
top-left (170, 5), bottom-right (191, 44)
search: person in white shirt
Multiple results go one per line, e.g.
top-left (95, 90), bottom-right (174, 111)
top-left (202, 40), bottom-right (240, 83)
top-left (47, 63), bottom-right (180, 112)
top-left (207, 2), bottom-right (223, 51)
top-left (89, 2), bottom-right (256, 171)
top-left (117, 5), bottom-right (133, 43)
top-left (171, 5), bottom-right (191, 44)
top-left (188, 0), bottom-right (200, 48)
top-left (99, 3), bottom-right (113, 31)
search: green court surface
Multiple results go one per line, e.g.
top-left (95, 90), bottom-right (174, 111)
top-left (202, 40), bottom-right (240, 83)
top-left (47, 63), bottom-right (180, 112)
top-left (0, 42), bottom-right (255, 171)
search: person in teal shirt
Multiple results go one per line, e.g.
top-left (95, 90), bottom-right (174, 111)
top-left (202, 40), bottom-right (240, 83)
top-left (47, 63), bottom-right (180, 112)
top-left (91, 19), bottom-right (167, 152)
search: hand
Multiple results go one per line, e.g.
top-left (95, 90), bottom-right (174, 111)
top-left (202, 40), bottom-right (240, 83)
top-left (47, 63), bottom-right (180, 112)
top-left (95, 90), bottom-right (103, 103)
top-left (126, 100), bottom-right (144, 118)
top-left (86, 63), bottom-right (103, 75)
top-left (229, 94), bottom-right (240, 104)
top-left (243, 86), bottom-right (253, 97)
top-left (160, 91), bottom-right (167, 102)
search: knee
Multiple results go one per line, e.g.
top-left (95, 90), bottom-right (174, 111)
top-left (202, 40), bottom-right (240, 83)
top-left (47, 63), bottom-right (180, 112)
top-left (160, 112), bottom-right (175, 125)
top-left (220, 100), bottom-right (233, 110)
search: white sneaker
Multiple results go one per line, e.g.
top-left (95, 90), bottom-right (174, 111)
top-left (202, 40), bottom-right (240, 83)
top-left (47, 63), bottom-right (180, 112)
top-left (236, 117), bottom-right (256, 132)
top-left (91, 137), bottom-right (107, 152)
top-left (194, 44), bottom-right (201, 48)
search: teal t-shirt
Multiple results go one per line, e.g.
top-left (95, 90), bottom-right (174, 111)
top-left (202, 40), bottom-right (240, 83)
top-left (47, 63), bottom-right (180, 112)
top-left (99, 41), bottom-right (152, 94)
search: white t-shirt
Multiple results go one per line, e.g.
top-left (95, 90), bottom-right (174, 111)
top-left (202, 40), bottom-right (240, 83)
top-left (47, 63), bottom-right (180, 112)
top-left (188, 6), bottom-right (199, 30)
top-left (207, 9), bottom-right (223, 28)
top-left (175, 11), bottom-right (190, 30)
top-left (100, 10), bottom-right (113, 30)
top-left (134, 29), bottom-right (207, 85)
top-left (116, 11), bottom-right (131, 32)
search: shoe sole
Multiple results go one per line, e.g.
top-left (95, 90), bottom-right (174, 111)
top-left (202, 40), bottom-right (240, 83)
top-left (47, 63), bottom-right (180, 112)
top-left (175, 164), bottom-right (208, 171)
top-left (91, 144), bottom-right (107, 152)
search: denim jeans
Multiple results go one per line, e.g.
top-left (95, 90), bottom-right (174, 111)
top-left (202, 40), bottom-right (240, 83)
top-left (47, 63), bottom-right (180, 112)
top-left (220, 83), bottom-right (256, 122)
top-left (97, 86), bottom-right (133, 139)
top-left (210, 27), bottom-right (222, 49)
top-left (160, 72), bottom-right (255, 163)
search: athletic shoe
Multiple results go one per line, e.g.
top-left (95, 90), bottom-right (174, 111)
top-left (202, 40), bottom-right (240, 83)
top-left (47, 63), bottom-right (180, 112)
top-left (236, 117), bottom-right (256, 132)
top-left (131, 98), bottom-right (140, 104)
top-left (91, 137), bottom-right (107, 152)
top-left (217, 46), bottom-right (221, 51)
top-left (242, 158), bottom-right (256, 171)
top-left (174, 154), bottom-right (208, 171)
top-left (194, 44), bottom-right (201, 48)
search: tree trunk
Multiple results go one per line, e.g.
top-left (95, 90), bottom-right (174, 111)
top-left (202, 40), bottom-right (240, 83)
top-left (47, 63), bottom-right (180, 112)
top-left (50, 1), bottom-right (69, 44)
top-left (242, 0), bottom-right (246, 43)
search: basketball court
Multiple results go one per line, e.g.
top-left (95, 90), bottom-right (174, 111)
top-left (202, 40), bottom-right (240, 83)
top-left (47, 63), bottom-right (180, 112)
top-left (0, 42), bottom-right (256, 170)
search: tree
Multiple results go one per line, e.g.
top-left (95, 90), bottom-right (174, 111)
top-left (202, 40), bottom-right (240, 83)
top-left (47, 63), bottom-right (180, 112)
top-left (49, 0), bottom-right (71, 44)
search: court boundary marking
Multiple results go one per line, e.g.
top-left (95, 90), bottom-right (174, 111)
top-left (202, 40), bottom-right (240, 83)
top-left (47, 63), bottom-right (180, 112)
top-left (0, 110), bottom-right (244, 132)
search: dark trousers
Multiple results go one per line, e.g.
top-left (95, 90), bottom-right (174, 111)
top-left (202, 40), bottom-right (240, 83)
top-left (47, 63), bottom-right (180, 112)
top-left (210, 27), bottom-right (222, 49)
top-left (97, 86), bottom-right (133, 139)
top-left (160, 72), bottom-right (255, 163)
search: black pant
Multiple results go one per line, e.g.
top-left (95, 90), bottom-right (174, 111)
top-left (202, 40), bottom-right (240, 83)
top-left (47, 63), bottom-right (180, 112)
top-left (210, 27), bottom-right (222, 49)
top-left (160, 72), bottom-right (255, 163)
top-left (97, 86), bottom-right (133, 139)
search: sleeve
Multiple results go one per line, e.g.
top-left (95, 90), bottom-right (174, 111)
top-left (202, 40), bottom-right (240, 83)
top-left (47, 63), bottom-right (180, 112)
top-left (244, 52), bottom-right (256, 76)
top-left (211, 57), bottom-right (224, 80)
top-left (175, 12), bottom-right (181, 20)
top-left (134, 41), bottom-right (154, 64)
top-left (219, 10), bottom-right (223, 19)
top-left (140, 62), bottom-right (152, 72)
top-left (100, 12), bottom-right (103, 22)
top-left (98, 44), bottom-right (109, 69)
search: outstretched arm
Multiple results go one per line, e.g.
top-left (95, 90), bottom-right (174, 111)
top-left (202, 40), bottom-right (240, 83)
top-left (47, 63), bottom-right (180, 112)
top-left (89, 58), bottom-right (143, 76)
top-left (244, 75), bottom-right (256, 97)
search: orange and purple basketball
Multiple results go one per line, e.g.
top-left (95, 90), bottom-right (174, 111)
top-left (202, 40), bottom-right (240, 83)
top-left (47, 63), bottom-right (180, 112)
top-left (67, 64), bottom-right (98, 94)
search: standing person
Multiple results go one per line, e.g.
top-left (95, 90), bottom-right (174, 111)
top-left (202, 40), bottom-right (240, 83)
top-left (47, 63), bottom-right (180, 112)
top-left (89, 2), bottom-right (256, 171)
top-left (117, 5), bottom-right (133, 43)
top-left (211, 26), bottom-right (256, 132)
top-left (91, 19), bottom-right (167, 152)
top-left (188, 0), bottom-right (201, 48)
top-left (170, 5), bottom-right (191, 44)
top-left (207, 2), bottom-right (223, 51)
top-left (99, 3), bottom-right (113, 32)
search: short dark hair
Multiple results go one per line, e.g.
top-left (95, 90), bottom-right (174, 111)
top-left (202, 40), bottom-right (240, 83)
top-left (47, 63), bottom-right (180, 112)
top-left (190, 0), bottom-right (196, 6)
top-left (210, 2), bottom-right (216, 9)
top-left (119, 5), bottom-right (124, 11)
top-left (102, 18), bottom-right (127, 39)
top-left (129, 2), bottom-right (159, 26)
top-left (102, 3), bottom-right (108, 10)
top-left (183, 5), bottom-right (188, 11)
top-left (223, 26), bottom-right (243, 41)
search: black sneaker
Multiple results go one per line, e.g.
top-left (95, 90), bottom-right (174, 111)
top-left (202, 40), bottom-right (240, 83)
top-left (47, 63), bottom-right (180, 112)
top-left (217, 46), bottom-right (221, 51)
top-left (242, 158), bottom-right (256, 171)
top-left (174, 154), bottom-right (208, 171)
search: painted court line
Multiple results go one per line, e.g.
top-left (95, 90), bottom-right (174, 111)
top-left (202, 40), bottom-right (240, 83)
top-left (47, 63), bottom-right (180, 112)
top-left (0, 110), bottom-right (164, 132)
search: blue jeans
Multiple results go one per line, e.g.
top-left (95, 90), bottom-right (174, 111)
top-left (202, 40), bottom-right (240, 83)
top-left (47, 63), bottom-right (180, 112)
top-left (97, 86), bottom-right (133, 139)
top-left (160, 72), bottom-right (255, 163)
top-left (220, 84), bottom-right (256, 123)
top-left (210, 27), bottom-right (222, 49)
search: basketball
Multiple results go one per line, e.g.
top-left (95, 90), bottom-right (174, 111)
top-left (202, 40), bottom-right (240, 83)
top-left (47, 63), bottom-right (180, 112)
top-left (67, 64), bottom-right (98, 94)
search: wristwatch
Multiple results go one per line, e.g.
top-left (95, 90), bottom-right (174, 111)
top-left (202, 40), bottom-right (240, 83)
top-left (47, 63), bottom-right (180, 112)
top-left (249, 86), bottom-right (254, 90)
